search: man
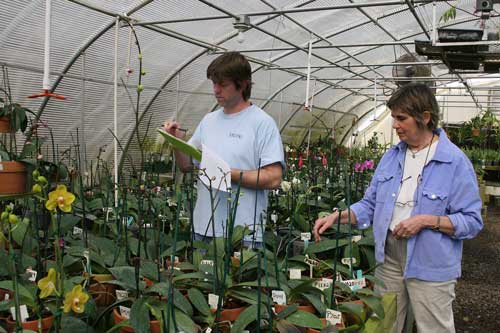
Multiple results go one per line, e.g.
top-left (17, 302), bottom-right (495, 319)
top-left (164, 52), bottom-right (285, 245)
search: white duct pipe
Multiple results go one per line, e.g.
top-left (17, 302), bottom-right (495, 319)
top-left (114, 16), bottom-right (119, 207)
top-left (304, 38), bottom-right (313, 110)
top-left (43, 0), bottom-right (52, 90)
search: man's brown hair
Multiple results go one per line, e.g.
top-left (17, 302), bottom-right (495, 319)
top-left (207, 52), bottom-right (252, 101)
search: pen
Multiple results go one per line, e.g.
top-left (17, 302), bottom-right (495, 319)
top-left (160, 126), bottom-right (188, 132)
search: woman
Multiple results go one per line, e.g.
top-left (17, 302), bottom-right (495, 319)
top-left (313, 83), bottom-right (483, 333)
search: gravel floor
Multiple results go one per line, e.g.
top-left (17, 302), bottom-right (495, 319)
top-left (453, 205), bottom-right (500, 332)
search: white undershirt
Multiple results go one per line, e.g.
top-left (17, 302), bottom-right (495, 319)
top-left (389, 140), bottom-right (438, 231)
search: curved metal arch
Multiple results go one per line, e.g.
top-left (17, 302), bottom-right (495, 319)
top-left (340, 101), bottom-right (388, 144)
top-left (295, 15), bottom-right (482, 145)
top-left (27, 0), bottom-right (150, 141)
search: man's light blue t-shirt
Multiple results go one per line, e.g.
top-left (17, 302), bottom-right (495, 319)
top-left (188, 104), bottom-right (285, 241)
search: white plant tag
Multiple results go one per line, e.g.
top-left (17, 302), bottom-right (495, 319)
top-left (304, 256), bottom-right (320, 267)
top-left (289, 268), bottom-right (302, 280)
top-left (4, 293), bottom-right (9, 300)
top-left (271, 214), bottom-right (278, 222)
top-left (352, 235), bottom-right (362, 243)
top-left (233, 251), bottom-right (241, 259)
top-left (300, 232), bottom-right (311, 241)
top-left (10, 305), bottom-right (29, 322)
top-left (206, 328), bottom-right (212, 333)
top-left (73, 226), bottom-right (83, 235)
top-left (200, 259), bottom-right (214, 267)
top-left (271, 290), bottom-right (287, 305)
top-left (38, 230), bottom-right (45, 238)
top-left (343, 277), bottom-right (366, 290)
top-left (208, 293), bottom-right (220, 309)
top-left (341, 257), bottom-right (357, 267)
top-left (116, 290), bottom-right (129, 301)
top-left (313, 278), bottom-right (333, 290)
top-left (119, 306), bottom-right (131, 319)
top-left (83, 250), bottom-right (90, 263)
top-left (326, 308), bottom-right (343, 326)
top-left (26, 268), bottom-right (37, 282)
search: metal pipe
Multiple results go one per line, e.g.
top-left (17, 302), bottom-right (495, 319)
top-left (43, 0), bottom-right (52, 90)
top-left (266, 62), bottom-right (439, 70)
top-left (243, 0), bottom-right (451, 16)
top-left (405, 0), bottom-right (431, 39)
top-left (213, 41), bottom-right (415, 53)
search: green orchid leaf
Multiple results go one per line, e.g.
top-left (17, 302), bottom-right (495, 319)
top-left (305, 239), bottom-right (350, 254)
top-left (60, 316), bottom-right (96, 333)
top-left (188, 287), bottom-right (211, 317)
top-left (357, 294), bottom-right (385, 319)
top-left (130, 296), bottom-right (151, 333)
top-left (231, 304), bottom-right (266, 333)
top-left (285, 310), bottom-right (323, 329)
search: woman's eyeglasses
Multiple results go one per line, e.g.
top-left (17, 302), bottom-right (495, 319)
top-left (395, 175), bottom-right (419, 207)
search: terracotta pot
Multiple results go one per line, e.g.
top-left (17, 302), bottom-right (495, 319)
top-left (0, 161), bottom-right (27, 194)
top-left (306, 318), bottom-right (345, 333)
top-left (274, 303), bottom-right (316, 314)
top-left (90, 282), bottom-right (117, 306)
top-left (210, 305), bottom-right (247, 322)
top-left (0, 117), bottom-right (12, 133)
top-left (7, 314), bottom-right (54, 333)
top-left (113, 308), bottom-right (160, 333)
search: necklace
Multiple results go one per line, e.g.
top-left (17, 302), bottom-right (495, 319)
top-left (408, 134), bottom-right (435, 159)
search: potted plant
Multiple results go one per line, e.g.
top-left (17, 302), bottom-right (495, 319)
top-left (0, 87), bottom-right (37, 195)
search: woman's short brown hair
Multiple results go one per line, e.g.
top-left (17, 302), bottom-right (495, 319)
top-left (206, 52), bottom-right (252, 101)
top-left (387, 83), bottom-right (439, 130)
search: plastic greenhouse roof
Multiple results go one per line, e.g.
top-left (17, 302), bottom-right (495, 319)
top-left (0, 0), bottom-right (498, 171)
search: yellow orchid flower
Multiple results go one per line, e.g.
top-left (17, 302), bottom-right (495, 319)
top-left (46, 185), bottom-right (76, 213)
top-left (63, 284), bottom-right (89, 314)
top-left (37, 268), bottom-right (58, 298)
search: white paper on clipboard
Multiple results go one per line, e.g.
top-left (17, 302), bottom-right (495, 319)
top-left (200, 144), bottom-right (232, 192)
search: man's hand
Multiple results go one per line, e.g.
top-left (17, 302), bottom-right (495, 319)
top-left (392, 215), bottom-right (425, 239)
top-left (163, 120), bottom-right (186, 139)
top-left (313, 212), bottom-right (338, 241)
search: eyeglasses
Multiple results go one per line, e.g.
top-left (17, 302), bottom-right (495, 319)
top-left (395, 175), bottom-right (419, 208)
top-left (395, 200), bottom-right (417, 207)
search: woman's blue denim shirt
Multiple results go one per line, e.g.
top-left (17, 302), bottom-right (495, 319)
top-left (351, 128), bottom-right (483, 281)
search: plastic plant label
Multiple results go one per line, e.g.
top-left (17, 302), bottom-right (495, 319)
top-left (119, 306), bottom-right (131, 319)
top-left (83, 250), bottom-right (90, 263)
top-left (200, 260), bottom-right (214, 267)
top-left (300, 232), bottom-right (311, 241)
top-left (233, 251), bottom-right (241, 259)
top-left (304, 256), bottom-right (320, 267)
top-left (271, 214), bottom-right (278, 222)
top-left (343, 277), bottom-right (366, 291)
top-left (4, 293), bottom-right (9, 300)
top-left (356, 269), bottom-right (363, 279)
top-left (208, 293), bottom-right (220, 309)
top-left (38, 230), bottom-right (45, 238)
top-left (73, 226), bottom-right (83, 235)
top-left (352, 235), bottom-right (362, 243)
top-left (10, 305), bottom-right (29, 322)
top-left (174, 256), bottom-right (180, 264)
top-left (289, 268), bottom-right (302, 280)
top-left (341, 257), bottom-right (357, 267)
top-left (313, 278), bottom-right (332, 290)
top-left (116, 290), bottom-right (129, 301)
top-left (326, 308), bottom-right (343, 326)
top-left (26, 268), bottom-right (37, 282)
top-left (271, 290), bottom-right (287, 305)
top-left (206, 328), bottom-right (212, 333)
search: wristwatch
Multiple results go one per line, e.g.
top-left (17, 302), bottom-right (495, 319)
top-left (432, 216), bottom-right (441, 231)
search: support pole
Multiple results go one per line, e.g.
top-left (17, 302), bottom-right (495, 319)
top-left (114, 16), bottom-right (119, 207)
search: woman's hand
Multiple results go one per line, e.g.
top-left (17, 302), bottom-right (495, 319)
top-left (392, 215), bottom-right (426, 239)
top-left (313, 212), bottom-right (338, 241)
